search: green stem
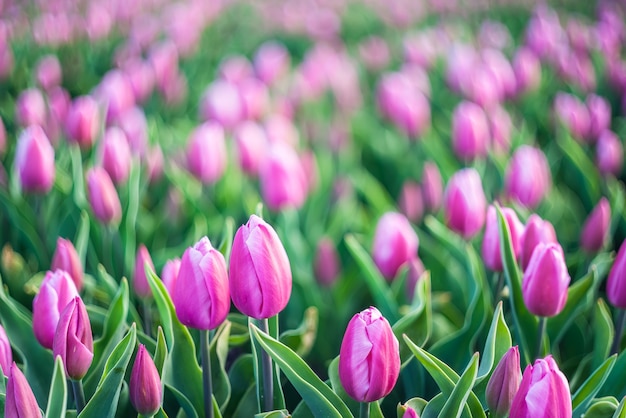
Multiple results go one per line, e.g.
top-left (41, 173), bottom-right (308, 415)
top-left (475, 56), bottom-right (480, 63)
top-left (535, 317), bottom-right (547, 360)
top-left (71, 379), bottom-right (86, 413)
top-left (258, 318), bottom-right (274, 412)
top-left (200, 329), bottom-right (214, 418)
top-left (611, 309), bottom-right (626, 355)
top-left (360, 402), bottom-right (370, 418)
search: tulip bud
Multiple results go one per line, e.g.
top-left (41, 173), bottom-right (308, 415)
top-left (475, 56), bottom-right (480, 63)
top-left (522, 243), bottom-right (570, 317)
top-left (199, 80), bottom-right (244, 130)
top-left (51, 238), bottom-right (84, 292)
top-left (133, 244), bottom-right (155, 299)
top-left (421, 162), bottom-right (442, 213)
top-left (238, 77), bottom-right (269, 120)
top-left (16, 88), bottom-right (47, 128)
top-left (451, 101), bottom-right (490, 161)
top-left (86, 167), bottom-right (122, 225)
top-left (95, 70), bottom-right (135, 123)
top-left (36, 55), bottom-right (62, 92)
top-left (186, 122), bottom-right (227, 184)
top-left (486, 346), bottom-right (521, 418)
top-left (0, 116), bottom-right (6, 156)
top-left (116, 106), bottom-right (149, 156)
top-left (234, 121), bottom-right (268, 176)
top-left (488, 105), bottom-right (512, 155)
top-left (443, 168), bottom-right (487, 239)
top-left (6, 363), bottom-right (42, 418)
top-left (173, 237), bottom-right (230, 330)
top-left (607, 240), bottom-right (626, 309)
top-left (580, 198), bottom-right (611, 253)
top-left (14, 125), bottom-right (55, 194)
top-left (358, 36), bottom-right (390, 71)
top-left (264, 114), bottom-right (299, 147)
top-left (406, 257), bottom-right (425, 303)
top-left (229, 215), bottom-right (292, 319)
top-left (218, 55), bottom-right (253, 84)
top-left (254, 41), bottom-right (290, 85)
top-left (65, 95), bottom-right (100, 149)
top-left (130, 344), bottom-right (162, 416)
top-left (482, 206), bottom-right (524, 272)
top-left (372, 212), bottom-right (419, 281)
top-left (596, 130), bottom-right (623, 176)
top-left (512, 47), bottom-right (541, 95)
top-left (401, 405), bottom-right (420, 418)
top-left (338, 306), bottom-right (400, 402)
top-left (145, 145), bottom-right (164, 184)
top-left (53, 296), bottom-right (94, 380)
top-left (313, 237), bottom-right (340, 287)
top-left (505, 146), bottom-right (551, 208)
top-left (161, 258), bottom-right (181, 297)
top-left (509, 356), bottom-right (571, 418)
top-left (100, 127), bottom-right (131, 185)
top-left (259, 143), bottom-right (308, 211)
top-left (0, 324), bottom-right (12, 376)
top-left (398, 181), bottom-right (424, 224)
top-left (519, 215), bottom-right (557, 271)
top-left (586, 94), bottom-right (611, 141)
top-left (554, 92), bottom-right (590, 141)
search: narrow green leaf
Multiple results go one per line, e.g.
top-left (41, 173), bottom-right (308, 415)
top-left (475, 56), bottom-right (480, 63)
top-left (547, 270), bottom-right (595, 345)
top-left (45, 357), bottom-right (67, 418)
top-left (555, 131), bottom-right (601, 204)
top-left (74, 211), bottom-right (90, 268)
top-left (598, 348), bottom-right (626, 399)
top-left (477, 302), bottom-right (512, 382)
top-left (393, 273), bottom-right (432, 362)
top-left (592, 299), bottom-right (615, 371)
top-left (70, 144), bottom-right (87, 209)
top-left (154, 326), bottom-right (167, 376)
top-left (123, 162), bottom-right (141, 278)
top-left (614, 397), bottom-right (626, 418)
top-left (224, 355), bottom-right (255, 418)
top-left (438, 353), bottom-right (479, 418)
top-left (267, 314), bottom-right (286, 410)
top-left (255, 410), bottom-right (291, 418)
top-left (349, 169), bottom-right (395, 214)
top-left (328, 356), bottom-right (358, 416)
top-left (280, 306), bottom-right (319, 358)
top-left (572, 355), bottom-right (617, 417)
top-left (583, 398), bottom-right (618, 418)
top-left (218, 217), bottom-right (235, 264)
top-left (250, 324), bottom-right (353, 418)
top-left (211, 321), bottom-right (232, 411)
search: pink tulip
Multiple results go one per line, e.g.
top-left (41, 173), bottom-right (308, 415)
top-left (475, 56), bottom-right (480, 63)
top-left (607, 240), bottom-right (626, 309)
top-left (313, 237), bottom-right (340, 287)
top-left (130, 345), bottom-right (162, 416)
top-left (522, 243), bottom-right (570, 317)
top-left (234, 121), bottom-right (268, 176)
top-left (486, 346), bottom-right (521, 418)
top-left (65, 95), bottom-right (100, 149)
top-left (218, 55), bottom-right (253, 84)
top-left (199, 80), bottom-right (244, 130)
top-left (596, 130), bottom-right (623, 176)
top-left (86, 167), bottom-right (122, 225)
top-left (35, 54), bottom-right (62, 91)
top-left (421, 162), bottom-right (442, 213)
top-left (95, 70), bottom-right (135, 123)
top-left (398, 181), bottom-right (424, 224)
top-left (6, 363), bottom-right (42, 418)
top-left (452, 101), bottom-right (490, 161)
top-left (133, 244), bottom-right (155, 299)
top-left (505, 146), bottom-right (551, 208)
top-left (580, 198), bottom-right (611, 253)
top-left (186, 122), bottom-right (227, 184)
top-left (116, 106), bottom-right (148, 156)
top-left (259, 143), bottom-right (308, 211)
top-left (254, 41), bottom-right (290, 85)
top-left (488, 105), bottom-right (513, 155)
top-left (16, 88), bottom-right (47, 128)
top-left (512, 47), bottom-right (541, 95)
top-left (520, 215), bottom-right (557, 271)
top-left (372, 212), bottom-right (419, 281)
top-left (161, 258), bottom-right (181, 297)
top-left (51, 238), bottom-right (84, 292)
top-left (0, 325), bottom-right (12, 376)
top-left (443, 168), bottom-right (487, 239)
top-left (53, 297), bottom-right (94, 380)
top-left (482, 206), bottom-right (524, 272)
top-left (586, 94), bottom-right (611, 141)
top-left (100, 127), bottom-right (131, 185)
top-left (15, 125), bottom-right (55, 194)
top-left (554, 92), bottom-right (590, 141)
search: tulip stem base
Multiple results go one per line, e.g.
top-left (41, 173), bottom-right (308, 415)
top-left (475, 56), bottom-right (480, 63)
top-left (611, 309), bottom-right (626, 355)
top-left (71, 379), bottom-right (86, 414)
top-left (200, 329), bottom-right (214, 418)
top-left (258, 318), bottom-right (274, 412)
top-left (360, 402), bottom-right (370, 418)
top-left (535, 317), bottom-right (546, 360)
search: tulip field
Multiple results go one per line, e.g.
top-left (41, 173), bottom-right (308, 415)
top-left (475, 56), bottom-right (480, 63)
top-left (2, 0), bottom-right (626, 416)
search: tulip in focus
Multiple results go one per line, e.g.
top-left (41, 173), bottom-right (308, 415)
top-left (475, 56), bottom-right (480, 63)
top-left (596, 130), bottom-right (623, 176)
top-left (161, 258), bottom-right (181, 297)
top-left (580, 197), bottom-right (611, 253)
top-left (130, 344), bottom-right (162, 416)
top-left (173, 237), bottom-right (230, 330)
top-left (451, 101), bottom-right (490, 160)
top-left (53, 296), bottom-right (94, 380)
top-left (86, 167), bottom-right (122, 225)
top-left (6, 363), bottom-right (42, 418)
top-left (607, 240), bottom-right (626, 309)
top-left (372, 212), bottom-right (419, 281)
top-left (259, 143), bottom-right (308, 211)
top-left (509, 356), bottom-right (571, 418)
top-left (0, 324), bottom-right (11, 376)
top-left (522, 242), bottom-right (570, 317)
top-left (229, 215), bottom-right (292, 319)
top-left (519, 214), bottom-right (557, 271)
top-left (51, 238), bottom-right (84, 291)
top-left (338, 306), bottom-right (400, 403)
top-left (482, 205), bottom-right (524, 272)
top-left (133, 244), bottom-right (155, 299)
top-left (100, 127), bottom-right (131, 185)
top-left (443, 168), bottom-right (487, 239)
top-left (186, 122), bottom-right (227, 184)
top-left (505, 145), bottom-right (551, 208)
top-left (14, 125), bottom-right (55, 194)
top-left (314, 237), bottom-right (341, 287)
top-left (486, 346), bottom-right (521, 418)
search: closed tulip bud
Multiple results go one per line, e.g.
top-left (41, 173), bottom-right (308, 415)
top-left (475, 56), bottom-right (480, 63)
top-left (15, 125), bottom-right (55, 193)
top-left (116, 107), bottom-right (148, 156)
top-left (0, 324), bottom-right (12, 376)
top-left (33, 270), bottom-right (79, 349)
top-left (130, 344), bottom-right (162, 416)
top-left (259, 143), bottom-right (308, 211)
top-left (520, 215), bottom-right (557, 271)
top-left (443, 168), bottom-right (487, 239)
top-left (482, 206), bottom-right (524, 272)
top-left (339, 306), bottom-right (400, 402)
top-left (586, 94), bottom-right (611, 141)
top-left (509, 356), bottom-right (571, 418)
top-left (607, 240), bottom-right (626, 309)
top-left (145, 145), bottom-right (164, 184)
top-left (505, 146), bottom-right (551, 208)
top-left (6, 363), bottom-right (42, 418)
top-left (596, 130), bottom-right (623, 176)
top-left (51, 238), bottom-right (84, 292)
top-left (486, 346), bottom-right (521, 418)
top-left (488, 105), bottom-right (512, 155)
top-left (36, 55), bottom-right (62, 91)
top-left (452, 101), bottom-right (490, 160)
top-left (406, 257), bottom-right (425, 303)
top-left (95, 70), bottom-right (135, 123)
top-left (398, 181), bottom-right (424, 223)
top-left (99, 127), bottom-right (131, 185)
top-left (314, 237), bottom-right (340, 287)
top-left (16, 88), bottom-right (46, 128)
top-left (229, 215), bottom-right (292, 319)
top-left (581, 198), bottom-right (611, 253)
top-left (173, 237), bottom-right (230, 330)
top-left (199, 80), bottom-right (244, 130)
top-left (86, 167), bottom-right (122, 225)
top-left (254, 41), bottom-right (290, 85)
top-left (65, 96), bottom-right (100, 149)
top-left (512, 47), bottom-right (541, 95)
top-left (53, 296), bottom-right (94, 380)
top-left (186, 122), bottom-right (227, 184)
top-left (522, 243), bottom-right (570, 317)
top-left (264, 114), bottom-right (299, 147)
top-left (372, 212), bottom-right (419, 281)
top-left (234, 121), bottom-right (268, 176)
top-left (238, 77), bottom-right (269, 120)
top-left (401, 406), bottom-right (420, 418)
top-left (161, 258), bottom-right (181, 297)
top-left (422, 162), bottom-right (442, 213)
top-left (554, 93), bottom-right (590, 141)
top-left (133, 244), bottom-right (155, 299)
top-left (218, 55), bottom-right (253, 84)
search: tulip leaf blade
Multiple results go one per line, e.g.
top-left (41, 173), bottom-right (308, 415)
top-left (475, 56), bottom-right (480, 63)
top-left (555, 130), bottom-right (601, 205)
top-left (592, 299), bottom-right (615, 371)
top-left (476, 301), bottom-right (511, 383)
top-left (328, 356), bottom-right (359, 415)
top-left (280, 306), bottom-right (319, 358)
top-left (349, 168), bottom-right (396, 214)
top-left (210, 321), bottom-right (232, 412)
top-left (583, 397), bottom-right (618, 418)
top-left (74, 210), bottom-right (90, 268)
top-left (250, 324), bottom-right (353, 418)
top-left (46, 356), bottom-right (67, 418)
top-left (218, 216), bottom-right (235, 263)
top-left (613, 397), bottom-right (626, 418)
top-left (572, 355), bottom-right (617, 417)
top-left (254, 410), bottom-right (291, 418)
top-left (163, 384), bottom-right (199, 418)
top-left (123, 160), bottom-right (141, 278)
top-left (154, 326), bottom-right (167, 376)
top-left (437, 353), bottom-right (479, 418)
top-left (224, 354), bottom-right (255, 418)
top-left (79, 324), bottom-right (137, 418)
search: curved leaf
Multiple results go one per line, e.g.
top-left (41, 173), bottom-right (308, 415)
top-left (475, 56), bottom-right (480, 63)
top-left (592, 299), bottom-right (615, 371)
top-left (393, 273), bottom-right (432, 362)
top-left (46, 357), bottom-right (67, 418)
top-left (438, 353), bottom-right (479, 418)
top-left (477, 302), bottom-right (511, 382)
top-left (572, 355), bottom-right (617, 417)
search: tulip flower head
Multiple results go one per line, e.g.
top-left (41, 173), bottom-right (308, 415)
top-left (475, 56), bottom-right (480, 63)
top-left (580, 197), bottom-right (611, 253)
top-left (100, 127), bottom-right (132, 185)
top-left (161, 258), bottom-right (181, 297)
top-left (607, 240), bottom-right (626, 309)
top-left (520, 214), bottom-right (557, 271)
top-left (338, 306), bottom-right (400, 403)
top-left (130, 344), bottom-right (162, 416)
top-left (51, 238), bottom-right (84, 292)
top-left (486, 346), bottom-right (521, 418)
top-left (596, 130), bottom-right (623, 176)
top-left (133, 244), bottom-right (155, 299)
top-left (443, 168), bottom-right (487, 239)
top-left (451, 101), bottom-right (490, 161)
top-left (314, 237), bottom-right (341, 287)
top-left (86, 167), bottom-right (122, 225)
top-left (65, 95), bottom-right (101, 149)
top-left (186, 122), bottom-right (227, 184)
top-left (482, 205), bottom-right (524, 272)
top-left (372, 212), bottom-right (419, 281)
top-left (398, 181), bottom-right (424, 224)
top-left (229, 215), bottom-right (292, 319)
top-left (0, 324), bottom-right (12, 376)
top-left (421, 162), bottom-right (443, 213)
top-left (53, 296), bottom-right (94, 380)
top-left (522, 243), bottom-right (570, 317)
top-left (6, 362), bottom-right (42, 418)
top-left (504, 145), bottom-right (551, 208)
top-left (14, 125), bottom-right (55, 194)
top-left (259, 143), bottom-right (308, 211)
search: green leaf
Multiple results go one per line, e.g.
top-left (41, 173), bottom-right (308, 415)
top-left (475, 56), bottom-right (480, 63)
top-left (476, 302), bottom-right (511, 383)
top-left (74, 211), bottom-right (90, 268)
top-left (579, 398), bottom-right (617, 418)
top-left (46, 357), bottom-right (67, 418)
top-left (154, 327), bottom-right (167, 376)
top-left (397, 398), bottom-right (428, 417)
top-left (572, 355), bottom-right (617, 417)
top-left (255, 410), bottom-right (291, 418)
top-left (224, 355), bottom-right (255, 418)
top-left (79, 324), bottom-right (137, 418)
top-left (249, 324), bottom-right (353, 418)
top-left (555, 131), bottom-right (601, 204)
top-left (614, 397), bottom-right (626, 418)
top-left (218, 217), bottom-right (235, 264)
top-left (344, 234), bottom-right (398, 322)
top-left (328, 356), bottom-right (358, 416)
top-left (392, 273), bottom-right (432, 362)
top-left (280, 307), bottom-right (318, 358)
top-left (250, 316), bottom-right (286, 413)
top-left (123, 161), bottom-right (141, 278)
top-left (592, 299), bottom-right (615, 371)
top-left (349, 169), bottom-right (395, 214)
top-left (211, 321), bottom-right (232, 412)
top-left (438, 353), bottom-right (479, 418)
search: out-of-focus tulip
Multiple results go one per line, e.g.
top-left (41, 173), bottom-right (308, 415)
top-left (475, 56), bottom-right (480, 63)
top-left (338, 306), bottom-right (400, 402)
top-left (554, 92), bottom-right (590, 141)
top-left (186, 122), bottom-right (227, 184)
top-left (65, 95), bottom-right (100, 149)
top-left (234, 121), bottom-right (267, 176)
top-left (580, 198), bottom-right (611, 253)
top-left (0, 116), bottom-right (6, 156)
top-left (95, 70), bottom-right (135, 123)
top-left (199, 80), bottom-right (244, 130)
top-left (0, 324), bottom-right (12, 376)
top-left (512, 47), bottom-right (541, 95)
top-left (358, 36), bottom-right (390, 71)
top-left (264, 114), bottom-right (299, 147)
top-left (482, 48), bottom-right (516, 100)
top-left (36, 55), bottom-right (62, 91)
top-left (486, 346), bottom-right (521, 418)
top-left (123, 58), bottom-right (155, 104)
top-left (149, 40), bottom-right (179, 93)
top-left (15, 125), bottom-right (55, 194)
top-left (16, 88), bottom-right (47, 128)
top-left (100, 127), bottom-right (131, 185)
top-left (254, 41), bottom-right (290, 86)
top-left (488, 105), bottom-right (512, 155)
top-left (129, 344), bottom-right (162, 416)
top-left (452, 101), bottom-right (490, 161)
top-left (406, 257), bottom-right (425, 303)
top-left (596, 130), bottom-right (623, 176)
top-left (173, 237), bottom-right (230, 330)
top-left (443, 168), bottom-right (487, 239)
top-left (53, 296), bottom-right (94, 380)
top-left (259, 143), bottom-right (308, 211)
top-left (372, 212), bottom-right (419, 281)
top-left (482, 206), bottom-right (524, 272)
top-left (504, 145), bottom-right (551, 208)
top-left (51, 238), bottom-right (84, 292)
top-left (522, 243), bottom-right (570, 317)
top-left (520, 215), bottom-right (557, 271)
top-left (398, 181), bottom-right (424, 224)
top-left (6, 363), bottom-right (42, 418)
top-left (607, 240), bottom-right (626, 309)
top-left (133, 245), bottom-right (155, 299)
top-left (586, 94), bottom-right (611, 141)
top-left (116, 106), bottom-right (148, 156)
top-left (401, 405), bottom-right (420, 418)
top-left (229, 215), bottom-right (291, 319)
top-left (33, 270), bottom-right (79, 349)
top-left (218, 55), bottom-right (253, 84)
top-left (422, 162), bottom-right (442, 213)
top-left (145, 145), bottom-right (164, 184)
top-left (509, 356), bottom-right (572, 418)
top-left (161, 258), bottom-right (181, 297)
top-left (86, 167), bottom-right (122, 225)
top-left (314, 237), bottom-right (340, 287)
top-left (238, 77), bottom-right (269, 120)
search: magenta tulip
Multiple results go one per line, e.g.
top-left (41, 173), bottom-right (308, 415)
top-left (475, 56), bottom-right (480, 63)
top-left (580, 198), bottom-right (611, 253)
top-left (161, 258), bottom-right (181, 297)
top-left (482, 206), bottom-right (524, 272)
top-left (596, 130), bottom-right (623, 176)
top-left (519, 215), bottom-right (557, 271)
top-left (35, 55), bottom-right (62, 91)
top-left (15, 125), bottom-right (55, 194)
top-left (186, 122), bottom-right (227, 184)
top-left (65, 95), bottom-right (100, 149)
top-left (51, 238), bottom-right (84, 292)
top-left (372, 212), bottom-right (419, 281)
top-left (586, 94), bottom-right (611, 141)
top-left (607, 240), bottom-right (626, 309)
top-left (505, 146), bottom-right (551, 208)
top-left (421, 162), bottom-right (442, 213)
top-left (512, 47), bottom-right (541, 95)
top-left (129, 344), bottom-right (162, 416)
top-left (16, 88), bottom-right (46, 128)
top-left (254, 41), bottom-right (290, 85)
top-left (398, 181), bottom-right (424, 224)
top-left (452, 101), bottom-right (490, 160)
top-left (133, 244), bottom-right (155, 299)
top-left (313, 237), bottom-right (340, 287)
top-left (486, 346), bottom-right (521, 418)
top-left (6, 363), bottom-right (42, 418)
top-left (100, 127), bottom-right (131, 185)
top-left (199, 80), bottom-right (244, 130)
top-left (234, 121), bottom-right (268, 176)
top-left (86, 167), bottom-right (122, 225)
top-left (53, 296), bottom-right (94, 380)
top-left (443, 168), bottom-right (487, 239)
top-left (522, 243), bottom-right (570, 317)
top-left (0, 324), bottom-right (12, 376)
top-left (259, 143), bottom-right (308, 211)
